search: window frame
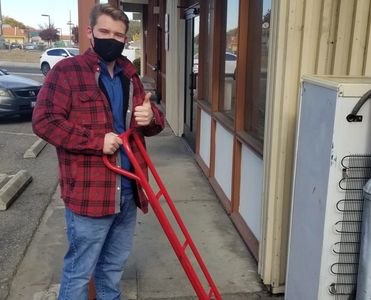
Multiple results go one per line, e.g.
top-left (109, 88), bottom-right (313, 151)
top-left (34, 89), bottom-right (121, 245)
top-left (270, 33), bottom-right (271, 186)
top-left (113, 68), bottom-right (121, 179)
top-left (236, 0), bottom-right (269, 157)
top-left (216, 0), bottom-right (238, 121)
top-left (196, 0), bottom-right (270, 157)
top-left (243, 0), bottom-right (266, 155)
top-left (196, 0), bottom-right (214, 105)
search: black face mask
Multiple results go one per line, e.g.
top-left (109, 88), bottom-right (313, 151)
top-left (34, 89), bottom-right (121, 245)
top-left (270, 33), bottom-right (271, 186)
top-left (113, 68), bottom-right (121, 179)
top-left (93, 35), bottom-right (125, 62)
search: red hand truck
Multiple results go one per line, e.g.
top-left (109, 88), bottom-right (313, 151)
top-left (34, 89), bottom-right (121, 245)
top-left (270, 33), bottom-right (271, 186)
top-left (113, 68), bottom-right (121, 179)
top-left (103, 129), bottom-right (222, 300)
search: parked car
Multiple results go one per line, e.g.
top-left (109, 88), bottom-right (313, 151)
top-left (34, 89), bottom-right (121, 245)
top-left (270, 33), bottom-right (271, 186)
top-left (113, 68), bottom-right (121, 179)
top-left (224, 52), bottom-right (237, 74)
top-left (10, 42), bottom-right (22, 50)
top-left (0, 37), bottom-right (7, 49)
top-left (24, 43), bottom-right (37, 50)
top-left (193, 52), bottom-right (237, 75)
top-left (0, 42), bottom-right (10, 50)
top-left (39, 47), bottom-right (80, 75)
top-left (0, 68), bottom-right (42, 118)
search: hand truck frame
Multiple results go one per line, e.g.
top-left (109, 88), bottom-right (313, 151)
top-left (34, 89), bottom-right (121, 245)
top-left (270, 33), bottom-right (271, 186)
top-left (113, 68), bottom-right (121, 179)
top-left (103, 129), bottom-right (222, 300)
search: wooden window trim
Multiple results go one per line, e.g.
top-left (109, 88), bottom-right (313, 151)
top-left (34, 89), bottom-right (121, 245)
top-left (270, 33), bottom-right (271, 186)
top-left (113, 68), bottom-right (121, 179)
top-left (213, 112), bottom-right (234, 133)
top-left (230, 212), bottom-right (259, 261)
top-left (234, 0), bottom-right (248, 131)
top-left (197, 99), bottom-right (212, 114)
top-left (194, 153), bottom-right (210, 176)
top-left (234, 0), bottom-right (266, 157)
top-left (197, 1), bottom-right (207, 101)
top-left (236, 130), bottom-right (263, 158)
top-left (244, 0), bottom-right (265, 154)
top-left (209, 177), bottom-right (232, 213)
top-left (217, 0), bottom-right (227, 113)
top-left (231, 138), bottom-right (242, 213)
top-left (211, 0), bottom-right (225, 112)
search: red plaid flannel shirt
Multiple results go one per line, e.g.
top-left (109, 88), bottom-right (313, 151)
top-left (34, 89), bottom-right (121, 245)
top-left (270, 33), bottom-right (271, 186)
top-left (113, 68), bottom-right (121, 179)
top-left (32, 49), bottom-right (164, 217)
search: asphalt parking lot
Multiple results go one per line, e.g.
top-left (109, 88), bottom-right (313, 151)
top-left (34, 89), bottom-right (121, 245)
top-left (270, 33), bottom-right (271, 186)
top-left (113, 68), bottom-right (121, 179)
top-left (0, 65), bottom-right (59, 299)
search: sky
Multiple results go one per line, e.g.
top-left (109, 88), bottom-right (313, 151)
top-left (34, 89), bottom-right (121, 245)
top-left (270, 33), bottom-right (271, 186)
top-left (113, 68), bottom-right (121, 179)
top-left (226, 0), bottom-right (271, 30)
top-left (1, 0), bottom-right (270, 36)
top-left (1, 0), bottom-right (79, 36)
top-left (193, 0), bottom-right (272, 38)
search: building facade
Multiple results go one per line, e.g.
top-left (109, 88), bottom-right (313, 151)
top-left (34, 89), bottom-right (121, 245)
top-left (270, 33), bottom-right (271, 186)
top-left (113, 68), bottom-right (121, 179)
top-left (1, 24), bottom-right (26, 44)
top-left (79, 0), bottom-right (371, 295)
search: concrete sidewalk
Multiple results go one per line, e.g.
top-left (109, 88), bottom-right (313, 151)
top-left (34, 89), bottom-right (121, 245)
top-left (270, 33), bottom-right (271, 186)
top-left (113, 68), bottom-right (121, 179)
top-left (6, 126), bottom-right (281, 300)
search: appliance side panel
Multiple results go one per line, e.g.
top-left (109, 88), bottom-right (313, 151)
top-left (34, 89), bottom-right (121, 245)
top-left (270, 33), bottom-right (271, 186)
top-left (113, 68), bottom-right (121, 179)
top-left (286, 82), bottom-right (337, 300)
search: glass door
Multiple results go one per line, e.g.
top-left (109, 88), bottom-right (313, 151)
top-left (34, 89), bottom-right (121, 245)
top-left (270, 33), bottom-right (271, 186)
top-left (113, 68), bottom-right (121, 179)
top-left (183, 8), bottom-right (199, 151)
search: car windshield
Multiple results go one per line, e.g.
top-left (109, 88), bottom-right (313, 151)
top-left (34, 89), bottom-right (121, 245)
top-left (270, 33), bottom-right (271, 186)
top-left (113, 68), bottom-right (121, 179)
top-left (226, 53), bottom-right (237, 61)
top-left (67, 48), bottom-right (79, 56)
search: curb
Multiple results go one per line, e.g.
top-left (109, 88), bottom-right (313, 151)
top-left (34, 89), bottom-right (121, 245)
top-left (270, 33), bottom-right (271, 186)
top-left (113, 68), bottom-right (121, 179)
top-left (24, 139), bottom-right (47, 159)
top-left (0, 174), bottom-right (11, 189)
top-left (0, 170), bottom-right (32, 211)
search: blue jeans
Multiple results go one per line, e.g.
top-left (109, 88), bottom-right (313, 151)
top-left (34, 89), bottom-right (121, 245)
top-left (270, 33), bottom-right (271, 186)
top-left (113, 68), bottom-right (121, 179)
top-left (58, 193), bottom-right (137, 300)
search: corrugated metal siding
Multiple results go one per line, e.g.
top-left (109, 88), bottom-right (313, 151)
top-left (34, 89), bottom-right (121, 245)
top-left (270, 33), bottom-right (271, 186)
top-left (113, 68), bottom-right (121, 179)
top-left (292, 0), bottom-right (371, 77)
top-left (314, 0), bottom-right (370, 76)
top-left (261, 0), bottom-right (371, 292)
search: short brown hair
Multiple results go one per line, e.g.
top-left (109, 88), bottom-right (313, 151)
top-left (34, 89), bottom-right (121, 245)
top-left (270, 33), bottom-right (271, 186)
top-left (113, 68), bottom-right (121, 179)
top-left (90, 3), bottom-right (129, 33)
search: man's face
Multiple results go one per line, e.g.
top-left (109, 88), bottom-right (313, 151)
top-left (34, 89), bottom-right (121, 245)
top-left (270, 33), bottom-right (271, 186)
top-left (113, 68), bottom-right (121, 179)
top-left (87, 14), bottom-right (127, 45)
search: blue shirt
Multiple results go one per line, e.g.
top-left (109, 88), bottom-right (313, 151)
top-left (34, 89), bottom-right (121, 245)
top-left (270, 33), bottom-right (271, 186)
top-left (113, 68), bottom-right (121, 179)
top-left (99, 62), bottom-right (133, 194)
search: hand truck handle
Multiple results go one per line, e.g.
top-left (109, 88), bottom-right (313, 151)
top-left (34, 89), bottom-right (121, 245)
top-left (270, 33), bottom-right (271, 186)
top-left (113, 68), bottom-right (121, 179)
top-left (102, 129), bottom-right (142, 183)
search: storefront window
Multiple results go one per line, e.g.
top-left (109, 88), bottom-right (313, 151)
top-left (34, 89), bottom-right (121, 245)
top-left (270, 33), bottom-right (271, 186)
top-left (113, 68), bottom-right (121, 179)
top-left (220, 0), bottom-right (239, 118)
top-left (245, 0), bottom-right (271, 150)
top-left (204, 0), bottom-right (214, 103)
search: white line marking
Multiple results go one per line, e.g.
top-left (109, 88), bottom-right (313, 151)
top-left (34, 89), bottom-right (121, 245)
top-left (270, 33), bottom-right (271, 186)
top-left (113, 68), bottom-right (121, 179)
top-left (11, 72), bottom-right (43, 77)
top-left (0, 131), bottom-right (36, 137)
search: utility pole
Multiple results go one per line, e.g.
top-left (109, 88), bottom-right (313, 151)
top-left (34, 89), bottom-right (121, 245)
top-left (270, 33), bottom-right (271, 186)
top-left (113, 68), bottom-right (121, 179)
top-left (41, 14), bottom-right (51, 46)
top-left (67, 10), bottom-right (72, 46)
top-left (0, 0), bottom-right (3, 36)
top-left (41, 14), bottom-right (50, 29)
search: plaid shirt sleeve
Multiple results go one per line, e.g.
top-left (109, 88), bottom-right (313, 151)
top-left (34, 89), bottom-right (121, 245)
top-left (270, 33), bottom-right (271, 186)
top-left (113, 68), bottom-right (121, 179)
top-left (32, 64), bottom-right (105, 155)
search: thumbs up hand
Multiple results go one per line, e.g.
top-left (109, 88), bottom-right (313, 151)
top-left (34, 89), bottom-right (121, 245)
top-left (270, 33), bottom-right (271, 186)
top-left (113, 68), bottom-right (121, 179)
top-left (134, 92), bottom-right (154, 126)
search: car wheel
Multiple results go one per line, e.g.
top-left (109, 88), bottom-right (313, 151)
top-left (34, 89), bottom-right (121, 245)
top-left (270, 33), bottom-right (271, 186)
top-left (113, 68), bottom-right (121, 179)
top-left (41, 62), bottom-right (50, 76)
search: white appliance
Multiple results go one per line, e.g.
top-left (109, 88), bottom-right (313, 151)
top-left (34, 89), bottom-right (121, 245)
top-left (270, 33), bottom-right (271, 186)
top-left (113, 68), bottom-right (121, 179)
top-left (286, 76), bottom-right (371, 300)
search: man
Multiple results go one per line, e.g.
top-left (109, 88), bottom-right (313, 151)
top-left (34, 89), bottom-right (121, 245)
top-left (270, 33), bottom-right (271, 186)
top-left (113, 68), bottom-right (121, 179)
top-left (32, 4), bottom-right (164, 299)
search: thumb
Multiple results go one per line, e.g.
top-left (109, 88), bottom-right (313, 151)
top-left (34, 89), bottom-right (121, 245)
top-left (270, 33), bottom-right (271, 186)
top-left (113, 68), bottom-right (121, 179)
top-left (143, 92), bottom-right (151, 105)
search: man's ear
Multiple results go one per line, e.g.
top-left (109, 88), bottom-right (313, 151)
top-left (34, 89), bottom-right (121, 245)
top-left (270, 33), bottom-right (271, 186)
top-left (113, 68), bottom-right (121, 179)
top-left (86, 26), bottom-right (93, 40)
